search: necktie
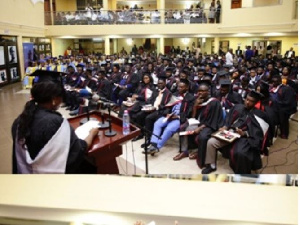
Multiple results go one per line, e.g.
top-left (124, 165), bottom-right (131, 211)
top-left (154, 90), bottom-right (163, 109)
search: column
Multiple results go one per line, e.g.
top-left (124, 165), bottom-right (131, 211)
top-left (17, 35), bottom-right (25, 79)
top-left (214, 37), bottom-right (220, 54)
top-left (102, 0), bottom-right (108, 10)
top-left (105, 37), bottom-right (110, 55)
top-left (113, 39), bottom-right (118, 54)
top-left (158, 37), bottom-right (165, 55)
top-left (50, 0), bottom-right (54, 25)
top-left (158, 0), bottom-right (165, 24)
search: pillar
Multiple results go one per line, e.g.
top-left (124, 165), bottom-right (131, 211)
top-left (105, 37), bottom-right (110, 55)
top-left (214, 37), bottom-right (220, 54)
top-left (102, 0), bottom-right (108, 10)
top-left (113, 39), bottom-right (118, 54)
top-left (158, 0), bottom-right (165, 24)
top-left (17, 35), bottom-right (25, 79)
top-left (50, 0), bottom-right (54, 25)
top-left (158, 37), bottom-right (165, 55)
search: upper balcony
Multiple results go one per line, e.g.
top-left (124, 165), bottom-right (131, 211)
top-left (44, 0), bottom-right (298, 38)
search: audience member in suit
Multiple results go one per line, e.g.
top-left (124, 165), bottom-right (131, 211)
top-left (235, 46), bottom-right (243, 57)
top-left (284, 47), bottom-right (295, 58)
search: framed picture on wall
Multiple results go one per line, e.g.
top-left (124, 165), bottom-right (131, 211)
top-left (10, 67), bottom-right (19, 80)
top-left (8, 46), bottom-right (17, 64)
top-left (0, 69), bottom-right (7, 83)
top-left (45, 44), bottom-right (51, 51)
top-left (0, 46), bottom-right (5, 66)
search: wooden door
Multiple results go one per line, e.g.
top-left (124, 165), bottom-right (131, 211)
top-left (231, 0), bottom-right (242, 9)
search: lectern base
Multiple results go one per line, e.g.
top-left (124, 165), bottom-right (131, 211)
top-left (98, 121), bottom-right (109, 129)
top-left (105, 130), bottom-right (117, 137)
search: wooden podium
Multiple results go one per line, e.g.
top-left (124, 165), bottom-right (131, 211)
top-left (68, 111), bottom-right (140, 174)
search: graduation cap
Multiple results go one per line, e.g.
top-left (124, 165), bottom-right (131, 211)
top-left (258, 80), bottom-right (270, 91)
top-left (124, 62), bottom-right (133, 67)
top-left (76, 63), bottom-right (85, 68)
top-left (248, 90), bottom-right (263, 101)
top-left (158, 74), bottom-right (167, 81)
top-left (162, 57), bottom-right (171, 62)
top-left (198, 80), bottom-right (211, 88)
top-left (220, 79), bottom-right (232, 86)
top-left (166, 67), bottom-right (175, 73)
top-left (97, 70), bottom-right (107, 76)
top-left (223, 64), bottom-right (232, 69)
top-left (217, 70), bottom-right (228, 77)
top-left (30, 70), bottom-right (64, 85)
top-left (203, 72), bottom-right (213, 78)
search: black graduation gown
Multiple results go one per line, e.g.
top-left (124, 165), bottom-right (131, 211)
top-left (97, 78), bottom-right (112, 100)
top-left (270, 85), bottom-right (297, 137)
top-left (221, 105), bottom-right (267, 173)
top-left (193, 98), bottom-right (224, 167)
top-left (11, 108), bottom-right (95, 174)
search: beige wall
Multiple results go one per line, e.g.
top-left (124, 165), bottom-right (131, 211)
top-left (0, 0), bottom-right (44, 78)
top-left (0, 176), bottom-right (297, 225)
top-left (56, 0), bottom-right (77, 12)
top-left (222, 0), bottom-right (297, 28)
top-left (52, 38), bottom-right (74, 57)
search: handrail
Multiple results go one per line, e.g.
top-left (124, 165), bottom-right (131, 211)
top-left (44, 8), bottom-right (222, 25)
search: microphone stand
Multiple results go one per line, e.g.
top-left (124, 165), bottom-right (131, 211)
top-left (80, 99), bottom-right (97, 125)
top-left (112, 111), bottom-right (161, 175)
top-left (109, 101), bottom-right (161, 174)
top-left (97, 100), bottom-right (109, 129)
top-left (104, 102), bottom-right (117, 137)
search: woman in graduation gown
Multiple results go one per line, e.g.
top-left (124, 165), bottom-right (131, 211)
top-left (11, 80), bottom-right (99, 174)
top-left (118, 72), bottom-right (156, 118)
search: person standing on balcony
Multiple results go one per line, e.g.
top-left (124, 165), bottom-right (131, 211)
top-left (215, 0), bottom-right (221, 23)
top-left (208, 2), bottom-right (215, 23)
top-left (85, 3), bottom-right (93, 19)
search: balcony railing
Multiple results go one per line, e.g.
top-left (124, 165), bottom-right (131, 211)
top-left (45, 8), bottom-right (221, 25)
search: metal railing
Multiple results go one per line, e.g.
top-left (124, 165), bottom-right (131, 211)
top-left (44, 8), bottom-right (222, 25)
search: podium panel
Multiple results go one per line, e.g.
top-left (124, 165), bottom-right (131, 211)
top-left (68, 111), bottom-right (140, 174)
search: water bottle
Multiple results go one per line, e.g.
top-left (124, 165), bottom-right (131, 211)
top-left (123, 110), bottom-right (130, 135)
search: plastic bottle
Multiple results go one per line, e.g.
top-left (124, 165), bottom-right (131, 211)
top-left (123, 110), bottom-right (130, 135)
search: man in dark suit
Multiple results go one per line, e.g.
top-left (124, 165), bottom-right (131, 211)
top-left (235, 46), bottom-right (243, 57)
top-left (284, 47), bottom-right (295, 58)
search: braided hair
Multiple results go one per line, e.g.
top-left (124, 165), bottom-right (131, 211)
top-left (17, 81), bottom-right (64, 145)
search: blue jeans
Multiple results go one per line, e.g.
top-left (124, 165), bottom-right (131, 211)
top-left (151, 117), bottom-right (180, 149)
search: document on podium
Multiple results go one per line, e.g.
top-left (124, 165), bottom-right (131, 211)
top-left (75, 120), bottom-right (100, 139)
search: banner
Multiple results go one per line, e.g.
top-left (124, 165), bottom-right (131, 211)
top-left (23, 43), bottom-right (34, 70)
